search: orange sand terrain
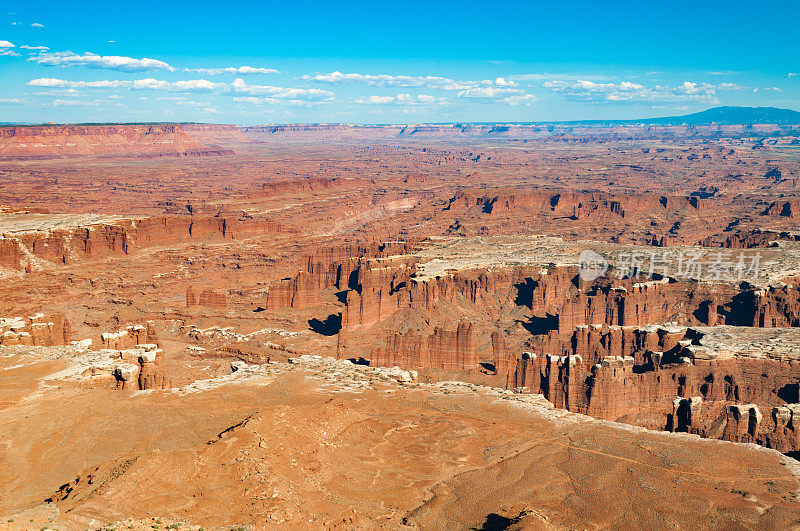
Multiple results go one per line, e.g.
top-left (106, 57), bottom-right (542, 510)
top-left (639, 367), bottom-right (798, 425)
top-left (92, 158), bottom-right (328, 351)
top-left (1, 354), bottom-right (799, 529)
top-left (1, 122), bottom-right (799, 529)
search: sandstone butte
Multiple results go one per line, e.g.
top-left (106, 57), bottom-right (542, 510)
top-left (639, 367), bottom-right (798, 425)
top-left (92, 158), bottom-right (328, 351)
top-left (0, 122), bottom-right (800, 529)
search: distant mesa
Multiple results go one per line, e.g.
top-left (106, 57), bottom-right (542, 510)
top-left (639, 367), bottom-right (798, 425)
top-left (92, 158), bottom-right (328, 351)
top-left (2, 106), bottom-right (799, 160)
top-left (0, 123), bottom-right (237, 160)
top-left (237, 106), bottom-right (800, 141)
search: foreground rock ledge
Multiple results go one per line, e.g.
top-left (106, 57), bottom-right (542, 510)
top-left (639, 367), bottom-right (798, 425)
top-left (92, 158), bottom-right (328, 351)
top-left (0, 351), bottom-right (798, 530)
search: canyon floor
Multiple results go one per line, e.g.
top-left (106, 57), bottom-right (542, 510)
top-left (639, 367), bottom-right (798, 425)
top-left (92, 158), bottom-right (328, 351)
top-left (2, 353), bottom-right (799, 530)
top-left (1, 122), bottom-right (800, 529)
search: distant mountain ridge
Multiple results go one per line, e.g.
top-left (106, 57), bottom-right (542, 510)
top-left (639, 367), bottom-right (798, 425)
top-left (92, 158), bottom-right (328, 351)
top-left (630, 106), bottom-right (800, 126)
top-left (480, 106), bottom-right (800, 127)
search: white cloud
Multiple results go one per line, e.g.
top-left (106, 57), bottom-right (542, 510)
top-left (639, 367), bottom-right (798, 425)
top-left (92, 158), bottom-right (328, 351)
top-left (0, 40), bottom-right (14, 47)
top-left (454, 84), bottom-right (537, 106)
top-left (28, 78), bottom-right (131, 88)
top-left (543, 79), bottom-right (724, 104)
top-left (32, 88), bottom-right (81, 96)
top-left (500, 94), bottom-right (537, 106)
top-left (229, 78), bottom-right (332, 98)
top-left (0, 49), bottom-right (19, 56)
top-left (155, 96), bottom-right (211, 106)
top-left (509, 73), bottom-right (609, 82)
top-left (184, 66), bottom-right (279, 75)
top-left (48, 99), bottom-right (105, 107)
top-left (436, 81), bottom-right (479, 91)
top-left (355, 95), bottom-right (396, 104)
top-left (303, 71), bottom-right (539, 102)
top-left (132, 78), bottom-right (223, 91)
top-left (27, 77), bottom-right (333, 100)
top-left (31, 51), bottom-right (174, 72)
top-left (764, 87), bottom-right (783, 92)
top-left (456, 86), bottom-right (513, 98)
top-left (618, 81), bottom-right (645, 90)
top-left (31, 22), bottom-right (44, 28)
top-left (0, 98), bottom-right (22, 104)
top-left (675, 81), bottom-right (708, 95)
top-left (494, 77), bottom-right (517, 87)
top-left (232, 96), bottom-right (331, 107)
top-left (20, 45), bottom-right (48, 50)
top-left (232, 96), bottom-right (262, 104)
top-left (27, 77), bottom-right (225, 92)
top-left (545, 80), bottom-right (643, 92)
top-left (302, 71), bottom-right (455, 88)
top-left (354, 93), bottom-right (448, 106)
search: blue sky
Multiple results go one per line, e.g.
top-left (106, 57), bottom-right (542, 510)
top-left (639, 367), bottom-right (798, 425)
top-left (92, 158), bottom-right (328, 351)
top-left (1, 0), bottom-right (798, 124)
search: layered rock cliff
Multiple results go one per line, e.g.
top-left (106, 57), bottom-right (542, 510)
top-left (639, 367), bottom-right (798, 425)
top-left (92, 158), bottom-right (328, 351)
top-left (0, 215), bottom-right (283, 269)
top-left (503, 324), bottom-right (800, 451)
top-left (238, 122), bottom-right (800, 142)
top-left (186, 287), bottom-right (229, 309)
top-left (253, 240), bottom-right (800, 455)
top-left (0, 124), bottom-right (233, 159)
top-left (370, 322), bottom-right (477, 370)
top-left (446, 189), bottom-right (706, 219)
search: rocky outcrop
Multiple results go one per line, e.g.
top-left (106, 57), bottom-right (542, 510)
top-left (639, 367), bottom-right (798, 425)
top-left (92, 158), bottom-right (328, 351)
top-left (256, 177), bottom-right (333, 197)
top-left (341, 263), bottom-right (544, 337)
top-left (343, 261), bottom-right (791, 336)
top-left (0, 238), bottom-right (23, 270)
top-left (265, 271), bottom-right (322, 310)
top-left (491, 331), bottom-right (512, 378)
top-left (80, 343), bottom-right (169, 390)
top-left (0, 313), bottom-right (69, 346)
top-left (556, 278), bottom-right (736, 330)
top-left (708, 404), bottom-right (762, 442)
top-left (332, 251), bottom-right (800, 370)
top-left (340, 257), bottom-right (415, 330)
top-left (259, 241), bottom-right (424, 318)
top-left (186, 287), bottom-right (229, 309)
top-left (762, 200), bottom-right (800, 219)
top-left (763, 404), bottom-right (800, 453)
top-left (370, 322), bottom-right (477, 370)
top-left (263, 241), bottom-right (419, 317)
top-left (137, 344), bottom-right (170, 390)
top-left (305, 242), bottom-right (418, 290)
top-left (99, 323), bottom-right (158, 350)
top-left (510, 265), bottom-right (796, 331)
top-left (262, 242), bottom-right (420, 318)
top-left (753, 286), bottom-right (800, 327)
top-left (700, 229), bottom-right (800, 248)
